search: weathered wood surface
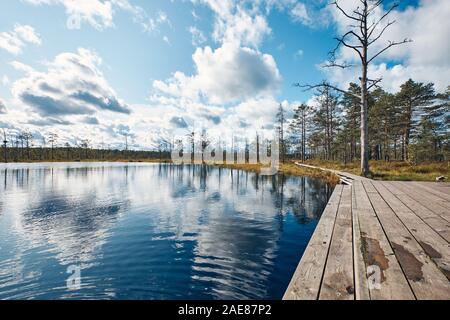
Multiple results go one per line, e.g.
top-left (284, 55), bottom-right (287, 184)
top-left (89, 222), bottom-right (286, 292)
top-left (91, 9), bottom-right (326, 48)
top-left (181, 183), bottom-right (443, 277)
top-left (294, 162), bottom-right (370, 185)
top-left (282, 185), bottom-right (343, 300)
top-left (284, 178), bottom-right (450, 300)
top-left (319, 186), bottom-right (354, 300)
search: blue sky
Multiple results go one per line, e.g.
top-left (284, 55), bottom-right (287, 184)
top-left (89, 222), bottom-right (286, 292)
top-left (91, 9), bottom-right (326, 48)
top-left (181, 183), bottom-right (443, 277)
top-left (0, 0), bottom-right (448, 149)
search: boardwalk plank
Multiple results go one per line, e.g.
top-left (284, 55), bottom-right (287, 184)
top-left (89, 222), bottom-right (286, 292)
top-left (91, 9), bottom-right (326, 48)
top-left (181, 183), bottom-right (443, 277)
top-left (431, 183), bottom-right (450, 195)
top-left (380, 181), bottom-right (450, 243)
top-left (410, 182), bottom-right (450, 202)
top-left (351, 184), bottom-right (370, 300)
top-left (402, 182), bottom-right (450, 210)
top-left (319, 186), bottom-right (354, 300)
top-left (376, 182), bottom-right (450, 283)
top-left (393, 182), bottom-right (450, 221)
top-left (283, 185), bottom-right (343, 300)
top-left (354, 181), bottom-right (414, 300)
top-left (364, 181), bottom-right (450, 300)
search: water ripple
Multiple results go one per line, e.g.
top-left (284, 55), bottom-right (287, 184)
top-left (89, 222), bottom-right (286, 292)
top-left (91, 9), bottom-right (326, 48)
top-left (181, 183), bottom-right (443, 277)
top-left (0, 163), bottom-right (332, 300)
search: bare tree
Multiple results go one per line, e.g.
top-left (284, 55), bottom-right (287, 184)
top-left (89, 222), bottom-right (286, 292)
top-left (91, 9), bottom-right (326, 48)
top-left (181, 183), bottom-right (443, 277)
top-left (2, 129), bottom-right (8, 163)
top-left (23, 131), bottom-right (33, 160)
top-left (65, 142), bottom-right (71, 160)
top-left (47, 132), bottom-right (58, 161)
top-left (276, 103), bottom-right (286, 163)
top-left (298, 0), bottom-right (410, 176)
top-left (80, 139), bottom-right (90, 159)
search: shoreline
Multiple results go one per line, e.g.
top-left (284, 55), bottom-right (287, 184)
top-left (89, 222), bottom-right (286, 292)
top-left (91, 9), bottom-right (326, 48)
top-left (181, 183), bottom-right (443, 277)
top-left (4, 159), bottom-right (447, 184)
top-left (0, 160), bottom-right (341, 186)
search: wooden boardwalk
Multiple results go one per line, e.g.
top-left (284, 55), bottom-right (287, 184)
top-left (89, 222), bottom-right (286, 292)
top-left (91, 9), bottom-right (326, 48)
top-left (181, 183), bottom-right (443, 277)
top-left (284, 173), bottom-right (450, 300)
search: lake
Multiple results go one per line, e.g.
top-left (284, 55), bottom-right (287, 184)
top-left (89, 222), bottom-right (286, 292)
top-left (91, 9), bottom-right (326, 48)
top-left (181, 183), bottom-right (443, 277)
top-left (0, 163), bottom-right (333, 300)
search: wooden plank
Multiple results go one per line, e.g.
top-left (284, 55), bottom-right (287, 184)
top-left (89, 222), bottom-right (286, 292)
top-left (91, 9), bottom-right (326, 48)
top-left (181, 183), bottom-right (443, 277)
top-left (381, 181), bottom-right (450, 243)
top-left (375, 182), bottom-right (450, 283)
top-left (283, 185), bottom-right (343, 300)
top-left (393, 182), bottom-right (450, 221)
top-left (354, 181), bottom-right (414, 300)
top-left (402, 182), bottom-right (450, 210)
top-left (364, 181), bottom-right (450, 300)
top-left (351, 183), bottom-right (370, 300)
top-left (421, 217), bottom-right (450, 243)
top-left (294, 162), bottom-right (368, 183)
top-left (432, 182), bottom-right (450, 195)
top-left (319, 186), bottom-right (354, 300)
top-left (410, 182), bottom-right (450, 202)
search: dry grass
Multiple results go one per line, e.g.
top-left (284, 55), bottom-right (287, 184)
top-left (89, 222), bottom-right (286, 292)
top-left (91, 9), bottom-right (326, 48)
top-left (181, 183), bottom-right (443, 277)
top-left (17, 158), bottom-right (447, 183)
top-left (303, 159), bottom-right (450, 182)
top-left (216, 162), bottom-right (341, 185)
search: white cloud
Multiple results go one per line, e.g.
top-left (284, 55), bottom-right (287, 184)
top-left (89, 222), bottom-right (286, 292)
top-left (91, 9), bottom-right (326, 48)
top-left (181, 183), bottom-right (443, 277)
top-left (0, 24), bottom-right (41, 54)
top-left (153, 42), bottom-right (281, 105)
top-left (25, 0), bottom-right (114, 30)
top-left (290, 3), bottom-right (311, 25)
top-left (189, 26), bottom-right (207, 46)
top-left (194, 0), bottom-right (271, 48)
top-left (13, 24), bottom-right (42, 45)
top-left (23, 0), bottom-right (170, 33)
top-left (1, 75), bottom-right (10, 86)
top-left (11, 48), bottom-right (130, 117)
top-left (214, 8), bottom-right (271, 48)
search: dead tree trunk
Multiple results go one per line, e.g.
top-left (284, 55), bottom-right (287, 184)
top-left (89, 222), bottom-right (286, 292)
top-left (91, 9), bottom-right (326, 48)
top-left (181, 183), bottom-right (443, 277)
top-left (297, 0), bottom-right (410, 176)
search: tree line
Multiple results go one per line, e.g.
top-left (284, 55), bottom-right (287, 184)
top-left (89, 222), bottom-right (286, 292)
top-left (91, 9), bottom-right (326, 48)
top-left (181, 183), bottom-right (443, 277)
top-left (1, 131), bottom-right (169, 163)
top-left (278, 80), bottom-right (449, 165)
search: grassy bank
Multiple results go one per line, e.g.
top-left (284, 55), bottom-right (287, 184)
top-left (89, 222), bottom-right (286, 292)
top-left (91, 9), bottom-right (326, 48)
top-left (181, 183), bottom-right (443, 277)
top-left (302, 160), bottom-right (449, 181)
top-left (216, 162), bottom-right (341, 185)
top-left (4, 158), bottom-right (446, 183)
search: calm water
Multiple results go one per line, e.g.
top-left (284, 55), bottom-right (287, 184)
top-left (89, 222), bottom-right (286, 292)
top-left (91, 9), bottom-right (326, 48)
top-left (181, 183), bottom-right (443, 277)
top-left (0, 163), bottom-right (332, 300)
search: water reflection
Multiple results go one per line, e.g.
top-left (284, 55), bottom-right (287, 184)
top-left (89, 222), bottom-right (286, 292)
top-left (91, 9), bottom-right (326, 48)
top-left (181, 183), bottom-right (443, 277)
top-left (0, 163), bottom-right (332, 300)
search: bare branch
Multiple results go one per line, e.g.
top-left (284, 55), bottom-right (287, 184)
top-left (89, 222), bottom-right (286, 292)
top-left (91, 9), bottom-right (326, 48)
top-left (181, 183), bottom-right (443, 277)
top-left (331, 1), bottom-right (364, 22)
top-left (368, 20), bottom-right (395, 45)
top-left (344, 30), bottom-right (364, 44)
top-left (368, 38), bottom-right (412, 64)
top-left (335, 36), bottom-right (363, 61)
top-left (322, 61), bottom-right (354, 69)
top-left (367, 0), bottom-right (384, 15)
top-left (294, 82), bottom-right (361, 100)
top-left (367, 3), bottom-right (399, 39)
top-left (367, 78), bottom-right (383, 90)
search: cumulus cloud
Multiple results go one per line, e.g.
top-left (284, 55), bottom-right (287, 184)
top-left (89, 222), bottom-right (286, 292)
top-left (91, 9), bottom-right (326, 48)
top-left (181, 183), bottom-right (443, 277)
top-left (153, 43), bottom-right (281, 105)
top-left (0, 24), bottom-right (41, 54)
top-left (11, 48), bottom-right (130, 117)
top-left (189, 26), bottom-right (207, 46)
top-left (290, 3), bottom-right (311, 25)
top-left (194, 0), bottom-right (271, 48)
top-left (27, 117), bottom-right (73, 127)
top-left (2, 75), bottom-right (10, 86)
top-left (24, 0), bottom-right (170, 33)
top-left (170, 116), bottom-right (189, 129)
top-left (24, 0), bottom-right (113, 30)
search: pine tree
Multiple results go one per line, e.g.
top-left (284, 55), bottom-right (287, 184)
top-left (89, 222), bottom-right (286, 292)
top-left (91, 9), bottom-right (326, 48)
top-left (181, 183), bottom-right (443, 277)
top-left (396, 79), bottom-right (435, 161)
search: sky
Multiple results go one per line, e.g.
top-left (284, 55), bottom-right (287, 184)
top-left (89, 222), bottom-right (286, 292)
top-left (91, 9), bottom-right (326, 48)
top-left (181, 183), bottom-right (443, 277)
top-left (0, 0), bottom-right (448, 150)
